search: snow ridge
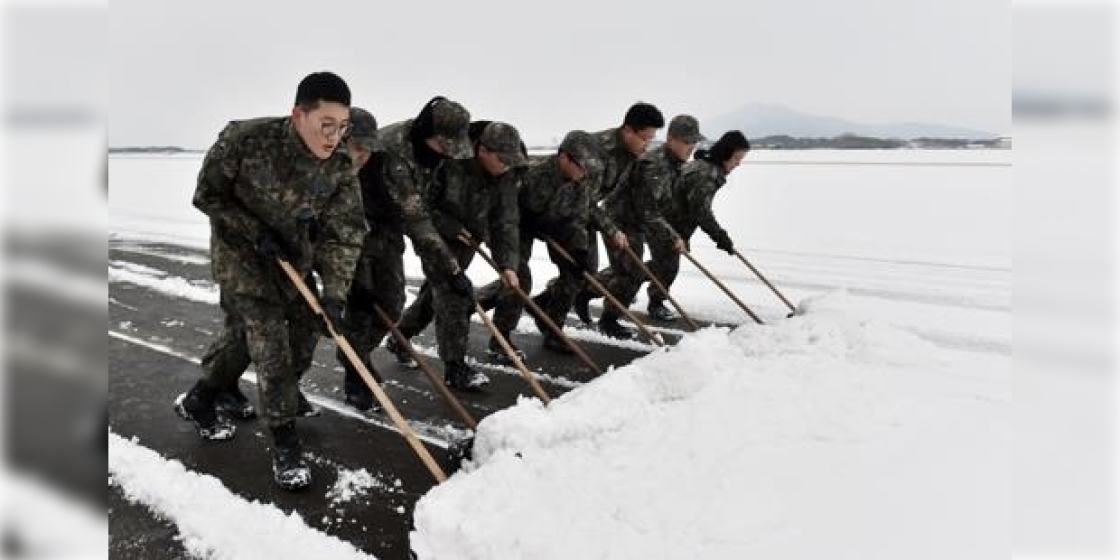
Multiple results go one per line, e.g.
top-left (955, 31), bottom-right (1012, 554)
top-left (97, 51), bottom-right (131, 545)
top-left (108, 432), bottom-right (377, 560)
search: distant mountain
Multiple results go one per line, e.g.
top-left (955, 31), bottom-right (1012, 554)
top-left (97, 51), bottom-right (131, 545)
top-left (704, 103), bottom-right (996, 141)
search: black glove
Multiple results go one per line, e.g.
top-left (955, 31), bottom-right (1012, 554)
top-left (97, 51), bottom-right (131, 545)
top-left (449, 271), bottom-right (474, 299)
top-left (319, 297), bottom-right (345, 334)
top-left (256, 232), bottom-right (286, 260)
top-left (715, 234), bottom-right (735, 255)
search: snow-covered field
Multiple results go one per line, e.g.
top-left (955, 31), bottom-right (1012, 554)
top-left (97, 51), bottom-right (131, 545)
top-left (109, 149), bottom-right (1011, 558)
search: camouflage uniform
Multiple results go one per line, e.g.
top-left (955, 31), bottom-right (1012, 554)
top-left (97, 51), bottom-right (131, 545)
top-left (193, 116), bottom-right (366, 428)
top-left (476, 131), bottom-right (602, 334)
top-left (595, 142), bottom-right (686, 322)
top-left (396, 125), bottom-right (523, 359)
top-left (340, 115), bottom-right (466, 373)
top-left (588, 127), bottom-right (631, 243)
top-left (647, 157), bottom-right (733, 305)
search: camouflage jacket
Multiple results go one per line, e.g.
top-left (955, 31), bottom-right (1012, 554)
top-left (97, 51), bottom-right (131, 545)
top-left (587, 127), bottom-right (636, 236)
top-left (671, 159), bottom-right (731, 245)
top-left (517, 156), bottom-right (590, 252)
top-left (192, 116), bottom-right (367, 302)
top-left (361, 119), bottom-right (460, 280)
top-left (603, 143), bottom-right (684, 247)
top-left (430, 158), bottom-right (520, 271)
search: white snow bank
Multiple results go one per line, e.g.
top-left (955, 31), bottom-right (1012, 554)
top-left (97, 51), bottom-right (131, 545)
top-left (411, 292), bottom-right (1009, 559)
top-left (108, 432), bottom-right (377, 560)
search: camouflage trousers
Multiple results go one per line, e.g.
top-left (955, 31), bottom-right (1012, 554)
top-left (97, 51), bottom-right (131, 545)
top-left (200, 290), bottom-right (320, 428)
top-left (644, 237), bottom-right (681, 306)
top-left (397, 244), bottom-right (475, 362)
top-left (592, 229), bottom-right (648, 322)
top-left (477, 236), bottom-right (583, 335)
top-left (341, 236), bottom-right (406, 375)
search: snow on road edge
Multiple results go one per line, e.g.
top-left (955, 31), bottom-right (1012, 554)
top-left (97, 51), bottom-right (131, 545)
top-left (108, 432), bottom-right (377, 560)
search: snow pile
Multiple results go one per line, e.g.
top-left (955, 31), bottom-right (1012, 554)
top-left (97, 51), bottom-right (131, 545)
top-left (109, 433), bottom-right (376, 560)
top-left (411, 292), bottom-right (1009, 559)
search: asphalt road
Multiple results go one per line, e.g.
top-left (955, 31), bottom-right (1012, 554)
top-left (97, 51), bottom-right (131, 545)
top-left (107, 239), bottom-right (727, 559)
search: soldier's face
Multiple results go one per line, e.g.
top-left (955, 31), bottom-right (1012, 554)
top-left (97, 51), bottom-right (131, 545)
top-left (623, 126), bottom-right (658, 155)
top-left (723, 149), bottom-right (748, 173)
top-left (666, 137), bottom-right (698, 162)
top-left (559, 152), bottom-right (586, 182)
top-left (346, 140), bottom-right (372, 169)
top-left (292, 101), bottom-right (351, 160)
top-left (478, 145), bottom-right (510, 176)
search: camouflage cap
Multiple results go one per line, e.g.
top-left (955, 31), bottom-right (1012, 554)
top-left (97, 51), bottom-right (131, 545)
top-left (559, 130), bottom-right (604, 176)
top-left (479, 122), bottom-right (528, 168)
top-left (348, 107), bottom-right (378, 151)
top-left (431, 98), bottom-right (473, 159)
top-left (668, 114), bottom-right (706, 143)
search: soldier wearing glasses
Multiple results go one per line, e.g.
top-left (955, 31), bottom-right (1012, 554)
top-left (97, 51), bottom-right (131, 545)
top-left (174, 72), bottom-right (367, 491)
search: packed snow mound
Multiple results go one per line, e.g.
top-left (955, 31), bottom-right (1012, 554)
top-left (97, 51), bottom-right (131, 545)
top-left (411, 291), bottom-right (1008, 559)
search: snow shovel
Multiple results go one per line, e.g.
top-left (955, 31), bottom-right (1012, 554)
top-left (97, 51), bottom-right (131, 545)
top-left (472, 301), bottom-right (552, 405)
top-left (732, 249), bottom-right (798, 318)
top-left (460, 235), bottom-right (604, 375)
top-left (371, 304), bottom-right (478, 430)
top-left (278, 259), bottom-right (448, 483)
top-left (545, 238), bottom-right (666, 347)
top-left (621, 244), bottom-right (700, 331)
top-left (681, 252), bottom-right (765, 325)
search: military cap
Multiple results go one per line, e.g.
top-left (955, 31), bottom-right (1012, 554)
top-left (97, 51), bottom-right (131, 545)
top-left (559, 130), bottom-right (604, 175)
top-left (348, 107), bottom-right (378, 151)
top-left (431, 98), bottom-right (473, 159)
top-left (668, 114), bottom-right (706, 143)
top-left (479, 122), bottom-right (528, 168)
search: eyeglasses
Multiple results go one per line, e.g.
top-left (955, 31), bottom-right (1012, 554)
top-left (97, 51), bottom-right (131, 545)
top-left (319, 119), bottom-right (351, 139)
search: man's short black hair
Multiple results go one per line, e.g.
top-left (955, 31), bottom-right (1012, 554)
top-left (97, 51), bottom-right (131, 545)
top-left (622, 102), bottom-right (665, 130)
top-left (295, 72), bottom-right (351, 110)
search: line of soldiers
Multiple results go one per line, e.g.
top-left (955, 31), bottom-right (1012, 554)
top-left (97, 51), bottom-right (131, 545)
top-left (172, 72), bottom-right (751, 490)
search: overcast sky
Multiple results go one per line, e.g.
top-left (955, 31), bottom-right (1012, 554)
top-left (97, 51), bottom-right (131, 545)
top-left (109, 0), bottom-right (1008, 147)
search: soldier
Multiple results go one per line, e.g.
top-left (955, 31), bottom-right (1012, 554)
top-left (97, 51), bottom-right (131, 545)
top-left (646, 130), bottom-right (751, 319)
top-left (592, 114), bottom-right (705, 339)
top-left (393, 121), bottom-right (525, 372)
top-left (174, 72), bottom-right (367, 491)
top-left (339, 96), bottom-right (486, 399)
top-left (574, 102), bottom-right (665, 323)
top-left (476, 131), bottom-right (603, 354)
top-left (196, 106), bottom-right (378, 424)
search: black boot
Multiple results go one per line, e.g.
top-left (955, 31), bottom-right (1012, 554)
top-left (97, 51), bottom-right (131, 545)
top-left (386, 336), bottom-right (419, 369)
top-left (487, 334), bottom-right (526, 365)
top-left (574, 290), bottom-right (592, 324)
top-left (269, 422), bottom-right (311, 491)
top-left (541, 332), bottom-right (575, 354)
top-left (343, 367), bottom-right (381, 413)
top-left (338, 349), bottom-right (382, 413)
top-left (173, 380), bottom-right (235, 441)
top-left (214, 385), bottom-right (257, 420)
top-left (647, 300), bottom-right (675, 321)
top-left (444, 360), bottom-right (490, 392)
top-left (598, 315), bottom-right (636, 340)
